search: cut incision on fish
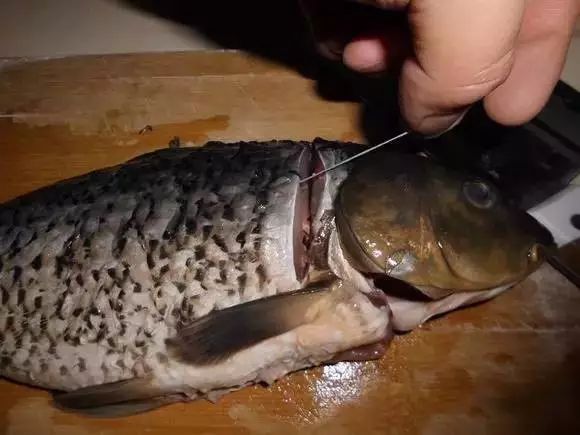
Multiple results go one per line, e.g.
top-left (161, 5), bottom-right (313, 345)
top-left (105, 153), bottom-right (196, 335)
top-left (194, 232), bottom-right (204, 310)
top-left (0, 139), bottom-right (551, 416)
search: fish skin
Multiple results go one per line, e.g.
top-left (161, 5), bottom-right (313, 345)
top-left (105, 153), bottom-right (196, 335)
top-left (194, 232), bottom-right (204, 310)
top-left (0, 141), bottom-right (318, 391)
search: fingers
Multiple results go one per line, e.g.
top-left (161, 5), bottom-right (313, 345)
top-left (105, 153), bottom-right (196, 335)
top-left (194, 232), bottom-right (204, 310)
top-left (343, 35), bottom-right (390, 73)
top-left (343, 27), bottom-right (409, 73)
top-left (301, 0), bottom-right (579, 136)
top-left (340, 1), bottom-right (411, 73)
top-left (484, 0), bottom-right (580, 125)
top-left (399, 0), bottom-right (526, 134)
top-left (305, 0), bottom-right (527, 134)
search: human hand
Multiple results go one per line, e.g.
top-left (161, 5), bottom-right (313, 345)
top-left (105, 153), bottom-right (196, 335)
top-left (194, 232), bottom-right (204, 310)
top-left (300, 0), bottom-right (580, 135)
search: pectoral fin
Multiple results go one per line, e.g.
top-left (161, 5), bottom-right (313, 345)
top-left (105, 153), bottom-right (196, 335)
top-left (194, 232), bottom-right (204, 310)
top-left (166, 281), bottom-right (336, 366)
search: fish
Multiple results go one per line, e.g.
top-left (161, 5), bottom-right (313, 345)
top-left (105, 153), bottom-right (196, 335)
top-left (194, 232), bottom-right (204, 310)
top-left (0, 139), bottom-right (551, 417)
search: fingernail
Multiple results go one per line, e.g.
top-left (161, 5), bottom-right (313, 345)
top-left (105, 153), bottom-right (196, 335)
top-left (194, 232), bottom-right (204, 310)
top-left (423, 107), bottom-right (470, 139)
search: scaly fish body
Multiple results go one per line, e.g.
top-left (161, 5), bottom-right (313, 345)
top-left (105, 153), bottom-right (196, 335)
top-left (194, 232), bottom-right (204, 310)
top-left (0, 139), bottom-right (549, 416)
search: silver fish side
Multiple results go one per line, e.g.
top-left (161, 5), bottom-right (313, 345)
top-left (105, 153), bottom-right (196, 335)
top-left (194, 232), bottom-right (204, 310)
top-left (0, 141), bottom-right (326, 391)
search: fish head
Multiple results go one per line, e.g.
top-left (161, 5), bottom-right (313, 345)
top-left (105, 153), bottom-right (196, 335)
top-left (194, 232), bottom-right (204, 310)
top-left (335, 153), bottom-right (554, 295)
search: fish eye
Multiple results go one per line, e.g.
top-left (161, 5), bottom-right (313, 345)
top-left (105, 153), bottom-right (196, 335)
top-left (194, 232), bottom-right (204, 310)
top-left (462, 180), bottom-right (496, 209)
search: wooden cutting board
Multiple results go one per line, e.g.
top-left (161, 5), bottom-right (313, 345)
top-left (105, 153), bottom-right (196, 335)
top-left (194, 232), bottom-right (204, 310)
top-left (0, 51), bottom-right (579, 435)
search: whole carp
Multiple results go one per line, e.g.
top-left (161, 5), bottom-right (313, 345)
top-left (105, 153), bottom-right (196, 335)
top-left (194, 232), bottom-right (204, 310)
top-left (0, 139), bottom-right (551, 416)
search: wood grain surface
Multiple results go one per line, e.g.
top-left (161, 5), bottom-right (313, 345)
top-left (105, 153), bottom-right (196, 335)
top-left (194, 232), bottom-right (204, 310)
top-left (1, 51), bottom-right (579, 435)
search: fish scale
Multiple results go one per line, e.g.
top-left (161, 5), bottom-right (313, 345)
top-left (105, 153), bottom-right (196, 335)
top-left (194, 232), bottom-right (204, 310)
top-left (0, 141), bottom-right (311, 391)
